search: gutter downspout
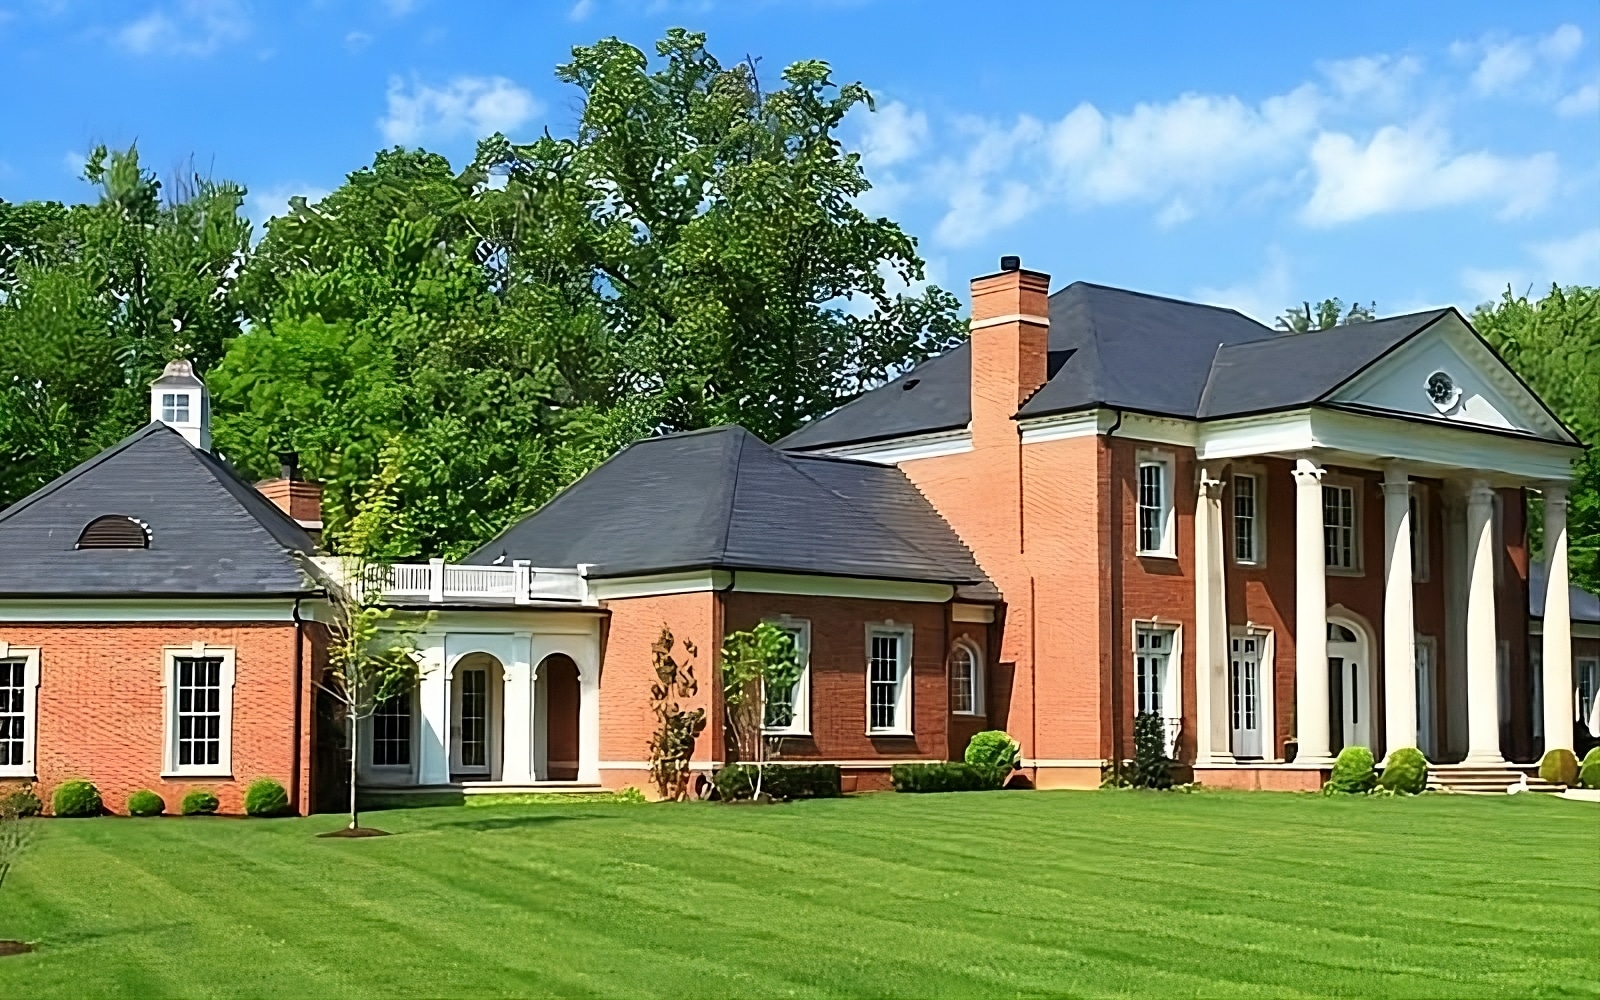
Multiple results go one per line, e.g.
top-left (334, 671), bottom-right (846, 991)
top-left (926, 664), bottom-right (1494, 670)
top-left (1106, 409), bottom-right (1124, 774)
top-left (292, 597), bottom-right (305, 815)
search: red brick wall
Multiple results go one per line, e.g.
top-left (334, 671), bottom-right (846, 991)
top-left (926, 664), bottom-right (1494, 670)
top-left (597, 591), bottom-right (721, 768)
top-left (0, 621), bottom-right (310, 815)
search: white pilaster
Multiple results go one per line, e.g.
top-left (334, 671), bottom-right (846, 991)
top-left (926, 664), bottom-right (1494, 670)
top-left (500, 632), bottom-right (535, 784)
top-left (415, 633), bottom-right (450, 785)
top-left (1381, 465), bottom-right (1417, 760)
top-left (1194, 468), bottom-right (1232, 764)
top-left (1463, 480), bottom-right (1504, 766)
top-left (578, 632), bottom-right (602, 784)
top-left (1541, 483), bottom-right (1574, 754)
top-left (1293, 458), bottom-right (1333, 765)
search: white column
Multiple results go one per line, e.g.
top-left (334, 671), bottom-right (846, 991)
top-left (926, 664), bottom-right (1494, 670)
top-left (1382, 465), bottom-right (1417, 760)
top-left (1541, 483), bottom-right (1574, 754)
top-left (500, 632), bottom-right (535, 784)
top-left (1463, 480), bottom-right (1504, 766)
top-left (1293, 458), bottom-right (1333, 765)
top-left (1194, 468), bottom-right (1232, 764)
top-left (577, 629), bottom-right (602, 785)
top-left (415, 633), bottom-right (450, 785)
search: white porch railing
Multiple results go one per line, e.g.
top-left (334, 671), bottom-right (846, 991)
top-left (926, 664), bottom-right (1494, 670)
top-left (317, 557), bottom-right (592, 605)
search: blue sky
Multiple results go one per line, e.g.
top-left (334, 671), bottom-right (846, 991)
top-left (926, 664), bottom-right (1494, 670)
top-left (2, 0), bottom-right (1597, 323)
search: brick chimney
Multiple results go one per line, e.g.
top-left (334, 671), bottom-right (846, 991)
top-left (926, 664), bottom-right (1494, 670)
top-left (969, 255), bottom-right (1050, 443)
top-left (256, 451), bottom-right (324, 544)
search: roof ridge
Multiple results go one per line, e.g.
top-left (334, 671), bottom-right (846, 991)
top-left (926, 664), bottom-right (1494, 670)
top-left (0, 422), bottom-right (169, 526)
top-left (1057, 280), bottom-right (1274, 329)
top-left (776, 450), bottom-right (958, 574)
top-left (711, 427), bottom-right (748, 564)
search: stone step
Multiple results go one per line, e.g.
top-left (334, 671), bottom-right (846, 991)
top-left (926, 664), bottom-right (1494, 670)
top-left (1428, 766), bottom-right (1563, 795)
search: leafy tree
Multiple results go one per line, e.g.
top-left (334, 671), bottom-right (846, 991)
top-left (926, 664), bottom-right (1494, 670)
top-left (1275, 297), bottom-right (1376, 333)
top-left (1471, 284), bottom-right (1599, 593)
top-left (720, 622), bottom-right (803, 798)
top-left (0, 147), bottom-right (250, 506)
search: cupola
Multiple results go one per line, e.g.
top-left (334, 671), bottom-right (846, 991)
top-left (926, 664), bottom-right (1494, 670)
top-left (150, 359), bottom-right (210, 450)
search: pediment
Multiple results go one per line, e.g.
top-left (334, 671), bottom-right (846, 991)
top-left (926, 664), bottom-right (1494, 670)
top-left (1328, 313), bottom-right (1574, 444)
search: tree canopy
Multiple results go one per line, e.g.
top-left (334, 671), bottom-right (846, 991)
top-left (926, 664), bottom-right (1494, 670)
top-left (1275, 297), bottom-right (1376, 333)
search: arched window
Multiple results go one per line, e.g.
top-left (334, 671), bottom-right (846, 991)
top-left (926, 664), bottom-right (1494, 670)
top-left (76, 515), bottom-right (151, 550)
top-left (950, 641), bottom-right (983, 716)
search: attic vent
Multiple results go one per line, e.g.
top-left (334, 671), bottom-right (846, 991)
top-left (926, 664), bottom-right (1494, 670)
top-left (77, 515), bottom-right (151, 550)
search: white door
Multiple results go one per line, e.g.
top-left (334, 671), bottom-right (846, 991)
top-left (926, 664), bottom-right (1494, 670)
top-left (1328, 622), bottom-right (1371, 752)
top-left (1229, 635), bottom-right (1264, 759)
top-left (451, 665), bottom-right (493, 777)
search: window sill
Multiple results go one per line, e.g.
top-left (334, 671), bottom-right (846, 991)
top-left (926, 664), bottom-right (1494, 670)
top-left (1326, 566), bottom-right (1365, 578)
top-left (867, 729), bottom-right (915, 738)
top-left (763, 729), bottom-right (812, 738)
top-left (0, 770), bottom-right (36, 780)
top-left (161, 770), bottom-right (233, 780)
top-left (951, 710), bottom-right (986, 718)
top-left (1233, 560), bottom-right (1263, 570)
top-left (1137, 550), bottom-right (1177, 560)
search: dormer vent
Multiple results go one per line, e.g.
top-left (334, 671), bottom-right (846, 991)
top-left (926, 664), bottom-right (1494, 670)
top-left (150, 359), bottom-right (210, 450)
top-left (77, 515), bottom-right (151, 549)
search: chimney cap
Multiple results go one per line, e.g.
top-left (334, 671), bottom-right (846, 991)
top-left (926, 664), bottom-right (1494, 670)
top-left (277, 451), bottom-right (301, 481)
top-left (999, 255), bottom-right (1022, 272)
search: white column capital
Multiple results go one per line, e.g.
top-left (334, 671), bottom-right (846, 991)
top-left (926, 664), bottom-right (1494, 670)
top-left (1542, 481), bottom-right (1569, 507)
top-left (1292, 457), bottom-right (1325, 485)
top-left (1381, 463), bottom-right (1411, 493)
top-left (1198, 467), bottom-right (1226, 499)
top-left (1466, 479), bottom-right (1496, 508)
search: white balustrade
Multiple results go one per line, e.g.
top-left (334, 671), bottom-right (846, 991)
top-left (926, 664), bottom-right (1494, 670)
top-left (362, 559), bottom-right (589, 605)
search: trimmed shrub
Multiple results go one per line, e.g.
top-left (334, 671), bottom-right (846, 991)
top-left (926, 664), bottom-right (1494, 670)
top-left (890, 762), bottom-right (1005, 793)
top-left (126, 790), bottom-right (165, 817)
top-left (1581, 748), bottom-right (1600, 790)
top-left (1131, 712), bottom-right (1173, 789)
top-left (52, 779), bottom-right (102, 817)
top-left (181, 789), bottom-right (220, 816)
top-left (713, 764), bottom-right (841, 802)
top-left (244, 779), bottom-right (292, 817)
top-left (1538, 748), bottom-right (1579, 787)
top-left (1, 786), bottom-right (42, 818)
top-left (1376, 747), bottom-right (1429, 795)
top-left (1324, 746), bottom-right (1377, 795)
top-left (964, 731), bottom-right (1021, 772)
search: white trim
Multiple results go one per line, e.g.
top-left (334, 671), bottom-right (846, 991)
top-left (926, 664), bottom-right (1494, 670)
top-left (865, 621), bottom-right (914, 736)
top-left (1132, 618), bottom-right (1184, 757)
top-left (1135, 449), bottom-right (1177, 557)
top-left (587, 571), bottom-right (730, 601)
top-left (1019, 410), bottom-right (1111, 445)
top-left (969, 312), bottom-right (1050, 331)
top-left (1018, 409), bottom-right (1201, 447)
top-left (1230, 467), bottom-right (1265, 567)
top-left (1227, 626), bottom-right (1272, 760)
top-left (1021, 758), bottom-right (1107, 768)
top-left (733, 572), bottom-right (953, 603)
top-left (949, 638), bottom-right (984, 716)
top-left (1529, 621), bottom-right (1600, 639)
top-left (0, 599), bottom-right (302, 623)
top-left (951, 603), bottom-right (995, 623)
top-left (0, 643), bottom-right (41, 778)
top-left (811, 426), bottom-right (973, 465)
top-left (1320, 473), bottom-right (1364, 576)
top-left (161, 643), bottom-right (236, 778)
top-left (762, 617), bottom-right (812, 737)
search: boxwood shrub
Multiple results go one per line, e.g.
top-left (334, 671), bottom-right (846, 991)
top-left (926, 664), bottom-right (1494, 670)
top-left (52, 779), bottom-right (102, 817)
top-left (1, 785), bottom-right (42, 818)
top-left (244, 778), bottom-right (291, 817)
top-left (1581, 748), bottom-right (1600, 789)
top-left (1538, 747), bottom-right (1579, 786)
top-left (964, 730), bottom-right (1021, 772)
top-left (1376, 747), bottom-right (1429, 795)
top-left (1323, 746), bottom-right (1377, 795)
top-left (181, 789), bottom-right (220, 816)
top-left (890, 762), bottom-right (1005, 793)
top-left (713, 764), bottom-right (840, 801)
top-left (126, 789), bottom-right (165, 817)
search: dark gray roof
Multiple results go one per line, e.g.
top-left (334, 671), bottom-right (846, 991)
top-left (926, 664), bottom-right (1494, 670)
top-left (1530, 561), bottom-right (1600, 624)
top-left (0, 423), bottom-right (319, 597)
top-left (467, 425), bottom-right (998, 597)
top-left (1197, 310), bottom-right (1448, 419)
top-left (776, 344), bottom-right (972, 451)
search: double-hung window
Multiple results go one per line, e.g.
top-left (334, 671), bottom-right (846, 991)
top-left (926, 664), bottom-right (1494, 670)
top-left (1323, 483), bottom-right (1357, 570)
top-left (372, 690), bottom-right (413, 767)
top-left (1137, 454), bottom-right (1174, 556)
top-left (0, 647), bottom-right (39, 777)
top-left (1233, 473), bottom-right (1260, 565)
top-left (950, 641), bottom-right (983, 716)
top-left (866, 624), bottom-right (913, 735)
top-left (164, 645), bottom-right (235, 777)
top-left (763, 619), bottom-right (811, 736)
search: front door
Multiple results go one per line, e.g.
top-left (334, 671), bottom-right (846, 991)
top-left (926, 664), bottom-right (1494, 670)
top-left (451, 666), bottom-right (492, 777)
top-left (1229, 635), bottom-right (1264, 759)
top-left (1327, 622), bottom-right (1370, 752)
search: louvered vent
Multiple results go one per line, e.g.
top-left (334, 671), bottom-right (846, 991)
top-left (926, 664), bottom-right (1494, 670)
top-left (76, 515), bottom-right (151, 550)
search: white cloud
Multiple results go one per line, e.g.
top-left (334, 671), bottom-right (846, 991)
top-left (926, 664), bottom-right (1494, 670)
top-left (246, 183), bottom-right (332, 225)
top-left (344, 31), bottom-right (371, 52)
top-left (116, 0), bottom-right (249, 57)
top-left (860, 101), bottom-right (928, 169)
top-left (383, 0), bottom-right (419, 14)
top-left (1193, 246), bottom-right (1294, 324)
top-left (1461, 226), bottom-right (1600, 303)
top-left (62, 150), bottom-right (86, 177)
top-left (1555, 82), bottom-right (1599, 117)
top-left (1302, 123), bottom-right (1557, 225)
top-left (568, 0), bottom-right (595, 21)
top-left (1458, 24), bottom-right (1584, 95)
top-left (379, 76), bottom-right (540, 145)
top-left (1318, 53), bottom-right (1422, 107)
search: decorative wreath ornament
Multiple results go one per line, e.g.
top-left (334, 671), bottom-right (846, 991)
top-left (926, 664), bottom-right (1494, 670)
top-left (1425, 370), bottom-right (1461, 414)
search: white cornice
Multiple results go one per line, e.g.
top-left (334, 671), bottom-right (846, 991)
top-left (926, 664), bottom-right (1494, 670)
top-left (811, 426), bottom-right (973, 465)
top-left (969, 313), bottom-right (1050, 331)
top-left (587, 571), bottom-right (729, 601)
top-left (731, 571), bottom-right (953, 604)
top-left (1018, 410), bottom-right (1110, 444)
top-left (1019, 409), bottom-right (1198, 447)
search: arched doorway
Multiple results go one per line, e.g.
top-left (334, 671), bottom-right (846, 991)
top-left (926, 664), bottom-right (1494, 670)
top-left (1327, 617), bottom-right (1375, 754)
top-left (537, 653), bottom-right (581, 781)
top-left (451, 652), bottom-right (504, 780)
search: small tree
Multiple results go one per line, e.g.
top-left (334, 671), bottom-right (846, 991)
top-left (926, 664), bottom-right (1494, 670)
top-left (0, 793), bottom-right (33, 895)
top-left (720, 623), bottom-right (803, 799)
top-left (1131, 712), bottom-right (1173, 789)
top-left (647, 626), bottom-right (707, 801)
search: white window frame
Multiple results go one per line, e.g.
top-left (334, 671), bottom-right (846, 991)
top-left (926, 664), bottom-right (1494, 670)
top-left (865, 622), bottom-right (914, 736)
top-left (364, 683), bottom-right (420, 781)
top-left (1132, 621), bottom-right (1183, 757)
top-left (762, 617), bottom-right (812, 737)
top-left (1577, 656), bottom-right (1598, 735)
top-left (162, 643), bottom-right (236, 778)
top-left (1228, 626), bottom-right (1276, 760)
top-left (1136, 450), bottom-right (1176, 558)
top-left (950, 638), bottom-right (984, 717)
top-left (1415, 634), bottom-right (1438, 758)
top-left (0, 642), bottom-right (41, 778)
top-left (1232, 470), bottom-right (1264, 566)
top-left (1321, 476), bottom-right (1362, 575)
top-left (1409, 486), bottom-right (1430, 583)
top-left (161, 392), bottom-right (190, 424)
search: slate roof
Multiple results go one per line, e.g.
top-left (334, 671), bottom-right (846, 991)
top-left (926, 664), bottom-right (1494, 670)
top-left (1529, 561), bottom-right (1600, 624)
top-left (0, 423), bottom-right (320, 597)
top-left (467, 425), bottom-right (999, 600)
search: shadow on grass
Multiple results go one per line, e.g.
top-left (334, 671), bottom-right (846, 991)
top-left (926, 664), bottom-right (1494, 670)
top-left (434, 813), bottom-right (615, 833)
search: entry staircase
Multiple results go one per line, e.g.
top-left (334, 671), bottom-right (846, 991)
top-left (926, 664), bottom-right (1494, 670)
top-left (1427, 763), bottom-right (1562, 795)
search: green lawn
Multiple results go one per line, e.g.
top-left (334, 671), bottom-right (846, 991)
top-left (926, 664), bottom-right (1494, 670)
top-left (0, 791), bottom-right (1595, 998)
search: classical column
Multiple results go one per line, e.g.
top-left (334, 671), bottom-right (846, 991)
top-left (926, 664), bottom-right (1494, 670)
top-left (1541, 483), bottom-right (1574, 754)
top-left (1382, 465), bottom-right (1417, 760)
top-left (415, 633), bottom-right (451, 785)
top-left (1463, 480), bottom-right (1504, 765)
top-left (1194, 468), bottom-right (1232, 764)
top-left (500, 632), bottom-right (535, 784)
top-left (1293, 458), bottom-right (1333, 765)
